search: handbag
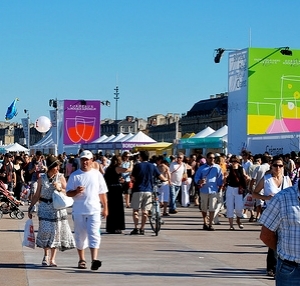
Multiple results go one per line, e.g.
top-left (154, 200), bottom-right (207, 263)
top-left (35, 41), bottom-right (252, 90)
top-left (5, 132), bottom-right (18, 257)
top-left (22, 219), bottom-right (35, 249)
top-left (52, 190), bottom-right (73, 210)
top-left (182, 172), bottom-right (188, 182)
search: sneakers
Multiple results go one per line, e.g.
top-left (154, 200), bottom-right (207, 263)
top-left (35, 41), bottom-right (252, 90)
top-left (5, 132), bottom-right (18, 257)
top-left (169, 210), bottom-right (178, 214)
top-left (162, 213), bottom-right (170, 216)
top-left (139, 229), bottom-right (145, 235)
top-left (238, 224), bottom-right (244, 229)
top-left (91, 260), bottom-right (102, 271)
top-left (207, 225), bottom-right (215, 231)
top-left (130, 228), bottom-right (139, 235)
top-left (203, 224), bottom-right (209, 230)
top-left (267, 270), bottom-right (275, 277)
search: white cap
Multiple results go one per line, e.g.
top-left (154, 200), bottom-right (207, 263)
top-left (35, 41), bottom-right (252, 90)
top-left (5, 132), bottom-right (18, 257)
top-left (80, 150), bottom-right (93, 159)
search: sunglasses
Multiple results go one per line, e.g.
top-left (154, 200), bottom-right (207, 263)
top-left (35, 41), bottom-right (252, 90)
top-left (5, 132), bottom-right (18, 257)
top-left (177, 157), bottom-right (183, 159)
top-left (231, 160), bottom-right (238, 163)
top-left (272, 164), bottom-right (284, 168)
top-left (208, 157), bottom-right (215, 159)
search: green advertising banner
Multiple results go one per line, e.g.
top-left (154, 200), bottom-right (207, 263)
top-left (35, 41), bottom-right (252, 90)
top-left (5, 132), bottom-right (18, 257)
top-left (248, 47), bottom-right (300, 135)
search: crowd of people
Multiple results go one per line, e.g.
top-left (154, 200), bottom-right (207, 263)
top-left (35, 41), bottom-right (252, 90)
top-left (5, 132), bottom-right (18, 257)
top-left (1, 148), bottom-right (300, 283)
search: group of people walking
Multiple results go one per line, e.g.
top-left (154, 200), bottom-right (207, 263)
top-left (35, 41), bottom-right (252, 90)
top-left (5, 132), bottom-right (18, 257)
top-left (2, 147), bottom-right (300, 284)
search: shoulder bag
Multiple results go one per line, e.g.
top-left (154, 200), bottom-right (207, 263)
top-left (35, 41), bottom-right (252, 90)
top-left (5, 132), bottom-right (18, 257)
top-left (52, 190), bottom-right (73, 210)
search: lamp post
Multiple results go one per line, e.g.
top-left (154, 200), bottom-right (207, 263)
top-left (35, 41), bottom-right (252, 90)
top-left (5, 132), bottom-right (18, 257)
top-left (49, 98), bottom-right (58, 155)
top-left (114, 86), bottom-right (119, 120)
top-left (24, 109), bottom-right (30, 149)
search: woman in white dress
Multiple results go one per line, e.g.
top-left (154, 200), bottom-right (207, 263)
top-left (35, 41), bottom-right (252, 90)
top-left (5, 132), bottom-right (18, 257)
top-left (28, 156), bottom-right (75, 267)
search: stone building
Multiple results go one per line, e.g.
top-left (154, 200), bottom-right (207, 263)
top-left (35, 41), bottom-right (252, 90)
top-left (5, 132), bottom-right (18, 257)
top-left (181, 93), bottom-right (228, 135)
top-left (100, 116), bottom-right (147, 136)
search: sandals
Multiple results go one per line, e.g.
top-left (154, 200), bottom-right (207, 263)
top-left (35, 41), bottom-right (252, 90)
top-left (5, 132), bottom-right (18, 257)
top-left (91, 260), bottom-right (102, 271)
top-left (49, 261), bottom-right (57, 267)
top-left (78, 259), bottom-right (102, 270)
top-left (42, 256), bottom-right (49, 266)
top-left (78, 260), bottom-right (87, 269)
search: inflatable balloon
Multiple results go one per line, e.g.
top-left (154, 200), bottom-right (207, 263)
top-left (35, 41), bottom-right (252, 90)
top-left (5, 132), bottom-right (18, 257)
top-left (35, 116), bottom-right (52, 133)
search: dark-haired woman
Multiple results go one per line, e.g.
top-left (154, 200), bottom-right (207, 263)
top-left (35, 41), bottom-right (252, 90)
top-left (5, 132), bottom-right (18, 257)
top-left (13, 156), bottom-right (25, 201)
top-left (104, 155), bottom-right (131, 234)
top-left (225, 155), bottom-right (247, 230)
top-left (28, 156), bottom-right (75, 267)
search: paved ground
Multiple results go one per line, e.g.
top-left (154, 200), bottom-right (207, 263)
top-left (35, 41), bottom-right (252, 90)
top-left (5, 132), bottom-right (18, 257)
top-left (0, 204), bottom-right (275, 286)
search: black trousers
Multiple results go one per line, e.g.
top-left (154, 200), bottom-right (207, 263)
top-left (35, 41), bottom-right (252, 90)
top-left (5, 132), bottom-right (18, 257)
top-left (267, 247), bottom-right (277, 272)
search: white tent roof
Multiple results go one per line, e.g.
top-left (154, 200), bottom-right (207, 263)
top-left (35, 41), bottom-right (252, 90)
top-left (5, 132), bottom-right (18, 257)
top-left (91, 135), bottom-right (108, 143)
top-left (31, 131), bottom-right (55, 149)
top-left (5, 142), bottom-right (29, 152)
top-left (114, 133), bottom-right (134, 142)
top-left (110, 133), bottom-right (125, 142)
top-left (125, 131), bottom-right (156, 143)
top-left (192, 127), bottom-right (215, 138)
top-left (101, 135), bottom-right (116, 142)
top-left (207, 125), bottom-right (228, 138)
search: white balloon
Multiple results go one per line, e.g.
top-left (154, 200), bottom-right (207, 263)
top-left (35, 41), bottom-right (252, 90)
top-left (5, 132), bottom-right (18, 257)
top-left (35, 116), bottom-right (52, 133)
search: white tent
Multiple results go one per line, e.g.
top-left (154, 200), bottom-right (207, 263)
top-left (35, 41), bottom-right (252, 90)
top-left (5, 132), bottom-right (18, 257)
top-left (115, 131), bottom-right (156, 150)
top-left (5, 143), bottom-right (29, 153)
top-left (192, 127), bottom-right (215, 138)
top-left (110, 133), bottom-right (125, 142)
top-left (115, 133), bottom-right (134, 142)
top-left (92, 135), bottom-right (108, 143)
top-left (125, 131), bottom-right (156, 143)
top-left (207, 125), bottom-right (228, 141)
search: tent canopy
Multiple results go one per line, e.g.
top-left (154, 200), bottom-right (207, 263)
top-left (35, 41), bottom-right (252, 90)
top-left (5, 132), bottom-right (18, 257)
top-left (192, 127), bottom-right (215, 138)
top-left (5, 142), bottom-right (29, 153)
top-left (133, 142), bottom-right (172, 152)
top-left (178, 125), bottom-right (227, 149)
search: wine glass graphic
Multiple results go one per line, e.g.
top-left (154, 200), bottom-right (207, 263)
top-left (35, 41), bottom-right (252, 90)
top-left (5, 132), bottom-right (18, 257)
top-left (65, 118), bottom-right (82, 143)
top-left (75, 116), bottom-right (96, 142)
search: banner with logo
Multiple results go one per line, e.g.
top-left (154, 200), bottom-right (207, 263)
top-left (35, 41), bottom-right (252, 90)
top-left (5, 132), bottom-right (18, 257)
top-left (63, 100), bottom-right (100, 145)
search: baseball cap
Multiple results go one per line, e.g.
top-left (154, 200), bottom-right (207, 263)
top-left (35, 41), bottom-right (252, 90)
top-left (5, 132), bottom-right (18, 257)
top-left (80, 150), bottom-right (93, 159)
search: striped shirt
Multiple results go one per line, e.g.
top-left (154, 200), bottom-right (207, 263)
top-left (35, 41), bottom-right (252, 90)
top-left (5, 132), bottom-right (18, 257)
top-left (259, 185), bottom-right (300, 263)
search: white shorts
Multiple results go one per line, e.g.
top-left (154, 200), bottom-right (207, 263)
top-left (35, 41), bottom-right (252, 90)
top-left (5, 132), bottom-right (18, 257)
top-left (72, 213), bottom-right (101, 250)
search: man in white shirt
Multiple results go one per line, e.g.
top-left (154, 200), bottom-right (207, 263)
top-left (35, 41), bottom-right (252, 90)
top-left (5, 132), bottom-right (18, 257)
top-left (169, 152), bottom-right (187, 214)
top-left (67, 150), bottom-right (108, 271)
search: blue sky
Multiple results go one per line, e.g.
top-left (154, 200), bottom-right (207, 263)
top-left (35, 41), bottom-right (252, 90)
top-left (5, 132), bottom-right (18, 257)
top-left (1, 0), bottom-right (299, 125)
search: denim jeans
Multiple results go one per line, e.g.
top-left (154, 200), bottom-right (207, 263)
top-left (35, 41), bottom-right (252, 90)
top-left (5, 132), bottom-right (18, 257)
top-left (276, 258), bottom-right (300, 286)
top-left (169, 185), bottom-right (181, 211)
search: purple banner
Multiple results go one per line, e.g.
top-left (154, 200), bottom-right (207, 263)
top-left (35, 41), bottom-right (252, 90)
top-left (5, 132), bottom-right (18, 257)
top-left (63, 100), bottom-right (100, 145)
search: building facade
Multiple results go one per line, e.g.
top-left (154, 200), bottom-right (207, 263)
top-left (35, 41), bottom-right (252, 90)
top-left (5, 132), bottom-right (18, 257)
top-left (181, 93), bottom-right (228, 135)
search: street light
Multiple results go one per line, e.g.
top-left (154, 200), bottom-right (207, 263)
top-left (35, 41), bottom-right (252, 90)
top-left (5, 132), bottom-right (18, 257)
top-left (114, 86), bottom-right (119, 120)
top-left (49, 98), bottom-right (58, 155)
top-left (214, 48), bottom-right (240, 63)
top-left (280, 47), bottom-right (292, 56)
top-left (24, 109), bottom-right (30, 148)
top-left (214, 46), bottom-right (293, 63)
top-left (101, 100), bottom-right (111, 107)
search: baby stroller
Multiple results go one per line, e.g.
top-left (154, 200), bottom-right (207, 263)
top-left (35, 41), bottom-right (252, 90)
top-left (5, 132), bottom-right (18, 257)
top-left (0, 181), bottom-right (25, 220)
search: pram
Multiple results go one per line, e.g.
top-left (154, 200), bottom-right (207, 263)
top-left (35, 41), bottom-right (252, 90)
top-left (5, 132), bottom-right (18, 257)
top-left (0, 181), bottom-right (25, 220)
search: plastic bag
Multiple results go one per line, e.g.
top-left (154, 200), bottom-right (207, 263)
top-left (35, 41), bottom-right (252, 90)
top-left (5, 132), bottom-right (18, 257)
top-left (244, 193), bottom-right (254, 209)
top-left (22, 219), bottom-right (35, 249)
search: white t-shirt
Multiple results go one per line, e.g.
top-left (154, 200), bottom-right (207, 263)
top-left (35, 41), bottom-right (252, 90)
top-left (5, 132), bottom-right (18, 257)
top-left (170, 162), bottom-right (185, 186)
top-left (66, 168), bottom-right (108, 215)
